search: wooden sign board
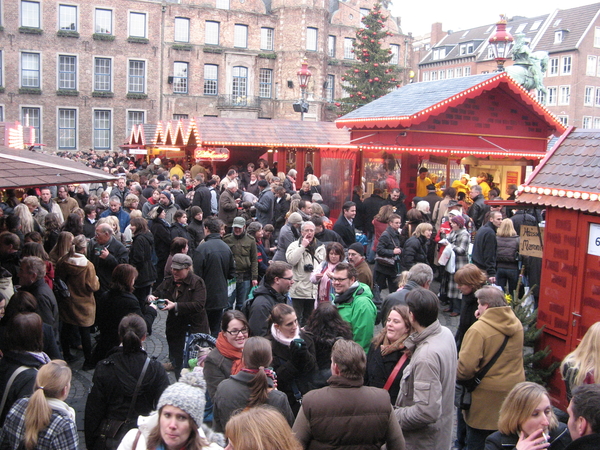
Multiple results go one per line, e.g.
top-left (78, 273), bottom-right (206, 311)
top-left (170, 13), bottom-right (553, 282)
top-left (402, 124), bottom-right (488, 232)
top-left (520, 225), bottom-right (544, 258)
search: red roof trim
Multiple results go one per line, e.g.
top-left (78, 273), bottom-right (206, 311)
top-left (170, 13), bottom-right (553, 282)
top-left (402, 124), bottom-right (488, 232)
top-left (523, 126), bottom-right (574, 185)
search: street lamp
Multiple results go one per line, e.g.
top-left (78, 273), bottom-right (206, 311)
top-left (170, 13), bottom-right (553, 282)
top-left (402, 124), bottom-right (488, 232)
top-left (488, 15), bottom-right (514, 71)
top-left (293, 58), bottom-right (312, 120)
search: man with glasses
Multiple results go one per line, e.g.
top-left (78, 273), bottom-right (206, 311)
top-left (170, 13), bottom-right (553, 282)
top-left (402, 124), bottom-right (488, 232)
top-left (247, 261), bottom-right (294, 337)
top-left (332, 262), bottom-right (376, 352)
top-left (87, 223), bottom-right (129, 295)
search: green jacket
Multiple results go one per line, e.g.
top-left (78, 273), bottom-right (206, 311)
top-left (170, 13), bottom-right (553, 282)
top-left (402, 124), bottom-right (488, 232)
top-left (334, 282), bottom-right (377, 352)
top-left (223, 233), bottom-right (258, 280)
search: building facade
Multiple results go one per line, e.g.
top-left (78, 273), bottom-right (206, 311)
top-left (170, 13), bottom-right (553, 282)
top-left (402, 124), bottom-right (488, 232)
top-left (0, 0), bottom-right (412, 152)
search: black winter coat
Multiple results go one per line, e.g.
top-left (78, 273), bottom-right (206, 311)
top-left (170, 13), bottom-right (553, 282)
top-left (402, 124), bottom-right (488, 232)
top-left (130, 232), bottom-right (157, 288)
top-left (485, 422), bottom-right (570, 450)
top-left (496, 235), bottom-right (519, 270)
top-left (19, 278), bottom-right (60, 341)
top-left (333, 216), bottom-right (356, 247)
top-left (455, 291), bottom-right (478, 351)
top-left (84, 348), bottom-right (170, 450)
top-left (273, 197), bottom-right (291, 230)
top-left (170, 223), bottom-right (193, 251)
top-left (248, 282), bottom-right (288, 337)
top-left (375, 226), bottom-right (402, 277)
top-left (366, 345), bottom-right (410, 404)
top-left (187, 218), bottom-right (205, 249)
top-left (193, 233), bottom-right (236, 310)
top-left (87, 236), bottom-right (129, 294)
top-left (363, 195), bottom-right (387, 234)
top-left (151, 219), bottom-right (172, 263)
top-left (468, 194), bottom-right (489, 230)
top-left (401, 235), bottom-right (429, 271)
top-left (192, 185), bottom-right (212, 219)
top-left (471, 221), bottom-right (498, 277)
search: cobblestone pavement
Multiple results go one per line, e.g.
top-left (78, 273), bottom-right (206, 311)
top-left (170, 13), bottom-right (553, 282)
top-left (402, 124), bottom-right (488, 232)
top-left (66, 278), bottom-right (458, 450)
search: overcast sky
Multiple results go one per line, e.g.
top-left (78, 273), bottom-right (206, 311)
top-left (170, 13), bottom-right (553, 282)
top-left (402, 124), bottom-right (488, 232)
top-left (390, 0), bottom-right (598, 36)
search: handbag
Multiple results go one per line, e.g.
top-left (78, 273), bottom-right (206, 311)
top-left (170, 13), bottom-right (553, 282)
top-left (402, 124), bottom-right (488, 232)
top-left (53, 277), bottom-right (71, 303)
top-left (454, 335), bottom-right (509, 410)
top-left (93, 358), bottom-right (150, 450)
top-left (375, 255), bottom-right (396, 267)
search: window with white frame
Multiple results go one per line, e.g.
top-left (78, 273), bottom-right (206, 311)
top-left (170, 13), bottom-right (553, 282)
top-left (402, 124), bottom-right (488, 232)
top-left (127, 111), bottom-right (144, 136)
top-left (561, 56), bottom-right (572, 75)
top-left (439, 70), bottom-right (445, 80)
top-left (554, 30), bottom-right (563, 44)
top-left (174, 17), bottom-right (190, 43)
top-left (446, 68), bottom-right (454, 79)
top-left (306, 27), bottom-right (318, 51)
top-left (173, 62), bottom-right (188, 94)
top-left (328, 35), bottom-right (336, 58)
top-left (21, 52), bottom-right (40, 88)
top-left (94, 58), bottom-right (111, 91)
top-left (585, 86), bottom-right (593, 106)
top-left (422, 71), bottom-right (429, 82)
top-left (128, 60), bottom-right (145, 93)
top-left (325, 74), bottom-right (334, 102)
top-left (537, 90), bottom-right (546, 104)
top-left (596, 88), bottom-right (600, 106)
top-left (390, 44), bottom-right (400, 64)
top-left (234, 24), bottom-right (248, 48)
top-left (596, 27), bottom-right (600, 48)
top-left (582, 116), bottom-right (592, 129)
top-left (203, 64), bottom-right (218, 96)
top-left (21, 1), bottom-right (40, 28)
top-left (547, 87), bottom-right (557, 105)
top-left (232, 66), bottom-right (248, 104)
top-left (58, 109), bottom-right (76, 149)
top-left (464, 66), bottom-right (471, 76)
top-left (531, 20), bottom-right (542, 31)
top-left (129, 12), bottom-right (146, 38)
top-left (587, 56), bottom-right (597, 76)
top-left (548, 58), bottom-right (558, 76)
top-left (94, 110), bottom-right (111, 149)
top-left (22, 107), bottom-right (41, 143)
top-left (216, 0), bottom-right (229, 9)
top-left (59, 4), bottom-right (76, 31)
top-left (344, 38), bottom-right (355, 59)
top-left (557, 115), bottom-right (568, 126)
top-left (58, 55), bottom-right (76, 90)
top-left (456, 67), bottom-right (462, 77)
top-left (259, 69), bottom-right (272, 98)
top-left (261, 28), bottom-right (274, 51)
top-left (516, 23), bottom-right (527, 34)
top-left (95, 8), bottom-right (112, 34)
top-left (205, 21), bottom-right (219, 45)
top-left (173, 114), bottom-right (188, 120)
top-left (430, 71), bottom-right (438, 81)
top-left (559, 85), bottom-right (570, 105)
top-left (595, 117), bottom-right (600, 128)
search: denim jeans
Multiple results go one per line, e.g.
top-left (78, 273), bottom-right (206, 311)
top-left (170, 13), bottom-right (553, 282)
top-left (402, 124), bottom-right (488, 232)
top-left (496, 268), bottom-right (519, 296)
top-left (465, 425), bottom-right (493, 450)
top-left (366, 233), bottom-right (376, 264)
top-left (228, 278), bottom-right (251, 310)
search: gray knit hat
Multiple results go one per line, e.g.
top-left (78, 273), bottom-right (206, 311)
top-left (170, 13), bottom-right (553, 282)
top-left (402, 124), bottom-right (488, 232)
top-left (157, 371), bottom-right (207, 427)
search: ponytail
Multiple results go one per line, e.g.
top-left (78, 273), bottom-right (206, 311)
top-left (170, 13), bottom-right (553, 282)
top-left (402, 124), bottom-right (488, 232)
top-left (118, 314), bottom-right (147, 354)
top-left (247, 367), bottom-right (270, 408)
top-left (241, 337), bottom-right (273, 408)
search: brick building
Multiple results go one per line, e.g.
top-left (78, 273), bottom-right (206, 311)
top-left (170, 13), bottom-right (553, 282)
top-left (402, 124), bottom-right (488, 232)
top-left (0, 0), bottom-right (411, 152)
top-left (415, 3), bottom-right (600, 130)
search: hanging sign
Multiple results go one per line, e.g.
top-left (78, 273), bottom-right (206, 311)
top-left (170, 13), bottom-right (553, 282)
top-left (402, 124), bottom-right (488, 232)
top-left (520, 225), bottom-right (544, 258)
top-left (194, 147), bottom-right (230, 161)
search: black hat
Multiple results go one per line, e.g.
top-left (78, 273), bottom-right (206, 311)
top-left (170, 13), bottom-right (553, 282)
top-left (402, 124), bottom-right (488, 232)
top-left (426, 184), bottom-right (437, 191)
top-left (348, 243), bottom-right (365, 256)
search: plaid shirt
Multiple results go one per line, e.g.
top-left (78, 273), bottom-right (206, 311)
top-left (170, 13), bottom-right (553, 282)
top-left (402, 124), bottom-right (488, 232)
top-left (0, 397), bottom-right (79, 449)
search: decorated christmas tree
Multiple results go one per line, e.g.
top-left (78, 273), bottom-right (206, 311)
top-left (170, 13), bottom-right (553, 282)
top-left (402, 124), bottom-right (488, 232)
top-left (335, 3), bottom-right (402, 116)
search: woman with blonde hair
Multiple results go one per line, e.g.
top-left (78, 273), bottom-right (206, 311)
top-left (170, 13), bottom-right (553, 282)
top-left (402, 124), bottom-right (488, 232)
top-left (401, 222), bottom-right (432, 271)
top-left (48, 231), bottom-right (74, 265)
top-left (561, 321), bottom-right (600, 402)
top-left (496, 218), bottom-right (520, 295)
top-left (484, 382), bottom-right (570, 450)
top-left (225, 406), bottom-right (302, 450)
top-left (13, 203), bottom-right (39, 235)
top-left (0, 360), bottom-right (78, 449)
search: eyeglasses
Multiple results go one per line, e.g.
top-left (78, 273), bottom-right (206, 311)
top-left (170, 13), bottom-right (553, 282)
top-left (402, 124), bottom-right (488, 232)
top-left (331, 277), bottom-right (348, 283)
top-left (279, 276), bottom-right (294, 281)
top-left (225, 328), bottom-right (249, 336)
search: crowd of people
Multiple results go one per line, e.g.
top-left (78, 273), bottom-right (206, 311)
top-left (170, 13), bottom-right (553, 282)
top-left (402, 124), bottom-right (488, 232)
top-left (0, 153), bottom-right (595, 450)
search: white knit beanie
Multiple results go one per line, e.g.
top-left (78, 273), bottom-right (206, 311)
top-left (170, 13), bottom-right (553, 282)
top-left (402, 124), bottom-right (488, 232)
top-left (157, 371), bottom-right (207, 427)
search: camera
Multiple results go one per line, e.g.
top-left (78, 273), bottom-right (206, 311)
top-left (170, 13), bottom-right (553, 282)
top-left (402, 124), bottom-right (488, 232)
top-left (153, 299), bottom-right (167, 310)
top-left (290, 338), bottom-right (305, 350)
top-left (93, 246), bottom-right (106, 256)
top-left (303, 263), bottom-right (314, 272)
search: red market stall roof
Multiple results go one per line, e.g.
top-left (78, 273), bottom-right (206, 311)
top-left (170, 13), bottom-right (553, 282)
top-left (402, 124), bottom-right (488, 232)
top-left (516, 127), bottom-right (600, 214)
top-left (336, 72), bottom-right (566, 134)
top-left (0, 146), bottom-right (119, 189)
top-left (129, 117), bottom-right (354, 149)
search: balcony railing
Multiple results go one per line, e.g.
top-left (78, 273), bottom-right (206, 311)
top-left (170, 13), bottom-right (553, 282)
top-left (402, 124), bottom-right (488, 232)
top-left (217, 94), bottom-right (261, 109)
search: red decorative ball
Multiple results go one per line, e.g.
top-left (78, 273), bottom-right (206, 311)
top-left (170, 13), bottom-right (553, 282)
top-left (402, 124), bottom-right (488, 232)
top-left (335, 102), bottom-right (341, 106)
top-left (372, 95), bottom-right (376, 98)
top-left (370, 39), bottom-right (375, 43)
top-left (373, 32), bottom-right (377, 35)
top-left (357, 91), bottom-right (362, 95)
top-left (350, 94), bottom-right (354, 97)
top-left (374, 77), bottom-right (380, 81)
top-left (369, 79), bottom-right (373, 83)
top-left (354, 69), bottom-right (359, 73)
top-left (361, 96), bottom-right (366, 99)
top-left (396, 84), bottom-right (401, 88)
top-left (364, 70), bottom-right (369, 73)
top-left (374, 63), bottom-right (379, 67)
top-left (341, 76), bottom-right (345, 80)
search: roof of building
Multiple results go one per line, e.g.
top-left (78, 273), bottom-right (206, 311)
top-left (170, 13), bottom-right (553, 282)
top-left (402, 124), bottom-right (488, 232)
top-left (534, 3), bottom-right (600, 53)
top-left (335, 72), bottom-right (565, 132)
top-left (516, 127), bottom-right (600, 213)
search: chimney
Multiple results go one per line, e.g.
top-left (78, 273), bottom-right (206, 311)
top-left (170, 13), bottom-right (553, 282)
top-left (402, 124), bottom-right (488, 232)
top-left (430, 22), bottom-right (445, 46)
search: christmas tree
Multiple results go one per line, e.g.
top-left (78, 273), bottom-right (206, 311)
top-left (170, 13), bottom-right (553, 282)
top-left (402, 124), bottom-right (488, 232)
top-left (335, 3), bottom-right (402, 116)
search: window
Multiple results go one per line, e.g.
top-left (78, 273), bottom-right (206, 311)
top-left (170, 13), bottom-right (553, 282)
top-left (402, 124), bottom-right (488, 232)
top-left (464, 66), bottom-right (471, 76)
top-left (557, 116), bottom-right (568, 126)
top-left (261, 28), bottom-right (274, 50)
top-left (433, 48), bottom-right (446, 59)
top-left (487, 47), bottom-right (495, 59)
top-left (21, 52), bottom-right (40, 88)
top-left (94, 58), bottom-right (111, 91)
top-left (95, 8), bottom-right (112, 34)
top-left (58, 55), bottom-right (76, 90)
top-left (558, 86), bottom-right (570, 105)
top-left (127, 111), bottom-right (144, 136)
top-left (439, 70), bottom-right (445, 80)
top-left (531, 20), bottom-right (542, 31)
top-left (328, 35), bottom-right (336, 58)
top-left (234, 24), bottom-right (248, 48)
top-left (430, 71), bottom-right (437, 81)
top-left (456, 67), bottom-right (462, 77)
top-left (344, 38), bottom-right (355, 59)
top-left (516, 23), bottom-right (527, 34)
top-left (128, 60), bottom-right (145, 93)
top-left (232, 66), bottom-right (248, 102)
top-left (129, 12), bottom-right (146, 38)
top-left (422, 72), bottom-right (429, 82)
top-left (93, 110), bottom-right (111, 149)
top-left (360, 8), bottom-right (370, 17)
top-left (561, 56), bottom-right (572, 75)
top-left (537, 90), bottom-right (546, 104)
top-left (21, 1), bottom-right (40, 28)
top-left (58, 109), bottom-right (76, 149)
top-left (582, 116), bottom-right (592, 129)
top-left (306, 27), bottom-right (318, 51)
top-left (545, 87), bottom-right (557, 105)
top-left (58, 5), bottom-right (76, 31)
top-left (596, 88), bottom-right (600, 106)
top-left (325, 74), bottom-right (334, 102)
top-left (548, 58), bottom-right (559, 76)
top-left (0, 106), bottom-right (3, 122)
top-left (173, 114), bottom-right (188, 120)
top-left (205, 21), bottom-right (219, 45)
top-left (390, 44), bottom-right (399, 64)
top-left (216, 0), bottom-right (229, 9)
top-left (259, 68), bottom-right (272, 98)
top-left (173, 62), bottom-right (188, 94)
top-left (446, 68), bottom-right (454, 79)
top-left (585, 86), bottom-right (593, 106)
top-left (596, 27), bottom-right (600, 48)
top-left (22, 107), bottom-right (41, 143)
top-left (203, 64), bottom-right (218, 95)
top-left (174, 17), bottom-right (190, 43)
top-left (554, 30), bottom-right (563, 44)
top-left (595, 117), bottom-right (600, 128)
top-left (587, 56), bottom-right (597, 76)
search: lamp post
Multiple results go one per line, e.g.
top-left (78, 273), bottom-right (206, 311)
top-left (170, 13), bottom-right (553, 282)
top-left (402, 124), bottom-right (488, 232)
top-left (488, 15), bottom-right (514, 71)
top-left (296, 58), bottom-right (312, 120)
